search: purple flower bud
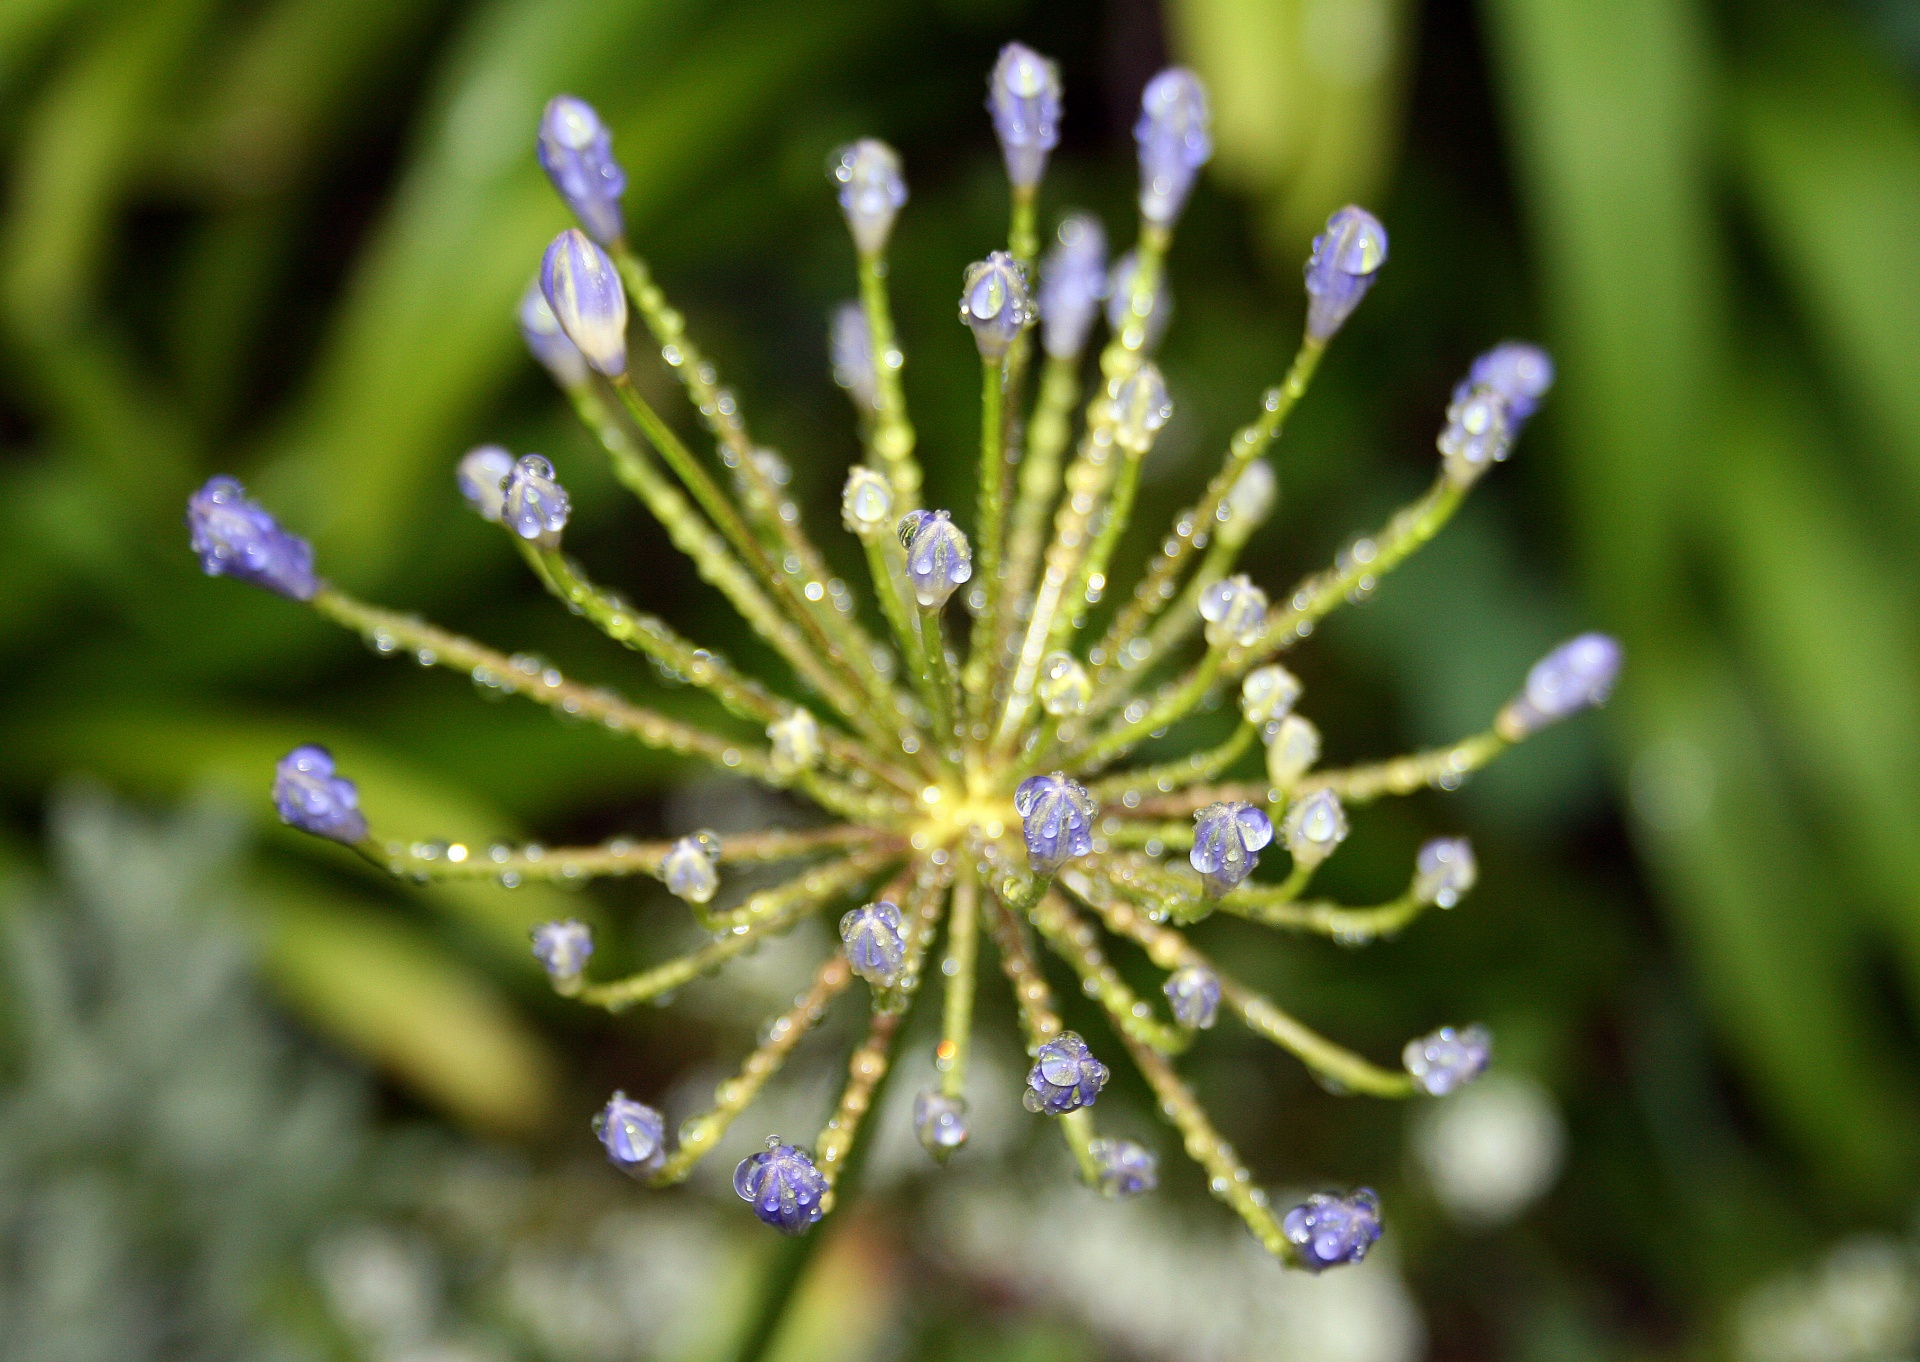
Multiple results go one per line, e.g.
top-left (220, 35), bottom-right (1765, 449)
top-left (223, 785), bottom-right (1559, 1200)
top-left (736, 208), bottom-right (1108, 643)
top-left (540, 228), bottom-right (627, 377)
top-left (988, 43), bottom-right (1062, 190)
top-left (1503, 633), bottom-right (1623, 736)
top-left (1283, 1189), bottom-right (1383, 1271)
top-left (959, 251), bottom-right (1033, 362)
top-left (1282, 789), bottom-right (1348, 869)
top-left (734, 1138), bottom-right (828, 1234)
top-left (518, 277), bottom-right (592, 388)
top-left (1134, 68), bottom-right (1212, 227)
top-left (1198, 574), bottom-right (1268, 648)
top-left (536, 95), bottom-right (627, 245)
top-left (186, 476), bottom-right (317, 601)
top-left (660, 832), bottom-right (721, 905)
top-left (1164, 963), bottom-right (1220, 1029)
top-left (272, 745), bottom-right (367, 844)
top-left (503, 454), bottom-right (570, 543)
top-left (1013, 772), bottom-right (1098, 875)
top-left (839, 899), bottom-right (908, 987)
top-left (593, 1091), bottom-right (667, 1176)
top-left (1465, 342), bottom-right (1554, 428)
top-left (1023, 1031), bottom-right (1109, 1114)
top-left (913, 1089), bottom-right (969, 1157)
top-left (1039, 214), bottom-right (1107, 360)
top-left (1304, 206), bottom-right (1388, 342)
top-left (1105, 249), bottom-right (1172, 352)
top-left (1437, 382), bottom-right (1512, 482)
top-left (1190, 800), bottom-right (1272, 896)
top-left (1090, 1137), bottom-right (1158, 1197)
top-left (457, 445), bottom-right (515, 522)
top-left (830, 302), bottom-right (878, 411)
top-left (830, 139), bottom-right (906, 256)
top-left (531, 919), bottom-right (593, 983)
top-left (898, 509), bottom-right (972, 609)
top-left (1403, 1024), bottom-right (1492, 1096)
top-left (1414, 837), bottom-right (1476, 908)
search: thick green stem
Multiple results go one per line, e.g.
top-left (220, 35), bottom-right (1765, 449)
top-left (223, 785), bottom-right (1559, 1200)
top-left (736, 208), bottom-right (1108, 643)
top-left (857, 251), bottom-right (920, 506)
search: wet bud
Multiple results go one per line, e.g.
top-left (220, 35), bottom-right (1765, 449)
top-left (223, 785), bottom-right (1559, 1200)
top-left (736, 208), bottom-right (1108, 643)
top-left (1501, 634), bottom-right (1623, 737)
top-left (840, 466), bottom-right (894, 536)
top-left (536, 95), bottom-right (627, 245)
top-left (518, 277), bottom-right (592, 389)
top-left (1090, 1138), bottom-right (1159, 1198)
top-left (457, 445), bottom-right (515, 522)
top-left (187, 476), bottom-right (319, 601)
top-left (734, 1138), bottom-right (827, 1235)
top-left (899, 509), bottom-right (973, 609)
top-left (1111, 361), bottom-right (1172, 454)
top-left (1404, 1024), bottom-right (1492, 1096)
top-left (768, 708), bottom-right (822, 777)
top-left (1438, 382), bottom-right (1512, 483)
top-left (1134, 68), bottom-right (1212, 227)
top-left (1224, 459), bottom-right (1278, 535)
top-left (1037, 652), bottom-right (1093, 718)
top-left (1198, 574), bottom-right (1268, 648)
top-left (1265, 713), bottom-right (1322, 788)
top-left (959, 251), bottom-right (1033, 362)
top-left (1414, 837), bottom-right (1477, 908)
top-left (660, 832), bottom-right (721, 906)
top-left (531, 919), bottom-right (593, 983)
top-left (272, 745), bottom-right (367, 844)
top-left (593, 1091), bottom-right (667, 1176)
top-left (1283, 1189), bottom-right (1382, 1272)
top-left (1164, 963), bottom-right (1221, 1029)
top-left (1190, 800), bottom-right (1273, 896)
top-left (988, 42), bottom-right (1062, 190)
top-left (540, 228), bottom-right (627, 376)
top-left (495, 456), bottom-right (566, 549)
top-left (1039, 214), bottom-right (1108, 360)
top-left (1282, 789), bottom-right (1348, 869)
top-left (831, 139), bottom-right (906, 255)
top-left (1013, 772), bottom-right (1098, 875)
top-left (1304, 206), bottom-right (1389, 341)
top-left (1464, 342), bottom-right (1554, 429)
top-left (1105, 249), bottom-right (1173, 352)
top-left (1240, 664), bottom-right (1303, 731)
top-left (830, 302), bottom-right (878, 411)
top-left (840, 899), bottom-right (908, 987)
top-left (913, 1089), bottom-right (970, 1157)
top-left (1023, 1031), bottom-right (1109, 1114)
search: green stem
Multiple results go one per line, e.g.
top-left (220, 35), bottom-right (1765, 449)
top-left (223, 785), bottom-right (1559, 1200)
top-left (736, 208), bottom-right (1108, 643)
top-left (965, 359), bottom-right (1008, 736)
top-left (857, 250), bottom-right (920, 506)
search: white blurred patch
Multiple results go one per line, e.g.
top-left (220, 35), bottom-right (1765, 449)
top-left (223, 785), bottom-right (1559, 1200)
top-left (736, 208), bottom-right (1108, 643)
top-left (1736, 1237), bottom-right (1920, 1362)
top-left (1411, 1073), bottom-right (1565, 1227)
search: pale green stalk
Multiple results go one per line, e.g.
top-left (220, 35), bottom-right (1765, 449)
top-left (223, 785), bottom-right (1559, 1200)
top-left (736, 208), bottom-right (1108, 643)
top-left (1216, 889), bottom-right (1429, 942)
top-left (999, 353), bottom-right (1080, 641)
top-left (857, 250), bottom-right (920, 505)
top-left (379, 825), bottom-right (886, 884)
top-left (937, 870), bottom-right (979, 1105)
top-left (964, 358), bottom-right (1009, 737)
top-left (1028, 893), bottom-right (1190, 1054)
top-left (698, 843), bottom-right (903, 933)
top-left (1067, 649), bottom-right (1225, 774)
top-left (1087, 723), bottom-right (1256, 803)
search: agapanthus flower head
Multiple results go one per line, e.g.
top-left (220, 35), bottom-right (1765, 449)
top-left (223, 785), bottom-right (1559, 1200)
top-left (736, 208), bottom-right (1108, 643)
top-left (540, 228), bottom-right (627, 376)
top-left (518, 277), bottom-right (592, 388)
top-left (1438, 381), bottom-right (1512, 483)
top-left (660, 832), bottom-right (721, 905)
top-left (1134, 68), bottom-right (1212, 227)
top-left (457, 445), bottom-right (515, 522)
top-left (1304, 206), bottom-right (1389, 342)
top-left (1111, 361), bottom-right (1172, 455)
top-left (1282, 789), bottom-right (1348, 869)
top-left (734, 1138), bottom-right (827, 1235)
top-left (531, 919), bottom-right (593, 983)
top-left (913, 1089), bottom-right (969, 1157)
top-left (1464, 341), bottom-right (1555, 428)
top-left (503, 454), bottom-right (570, 543)
top-left (840, 898), bottom-right (908, 987)
top-left (830, 302), bottom-right (878, 411)
top-left (1199, 574), bottom-right (1268, 648)
top-left (1191, 800), bottom-right (1273, 895)
top-left (1266, 713), bottom-right (1322, 788)
top-left (537, 94), bottom-right (626, 246)
top-left (1023, 1031), bottom-right (1109, 1114)
top-left (1164, 963), bottom-right (1221, 1029)
top-left (594, 1091), bottom-right (667, 1176)
top-left (831, 139), bottom-right (906, 255)
top-left (1225, 458), bottom-right (1278, 531)
top-left (1241, 664), bottom-right (1303, 732)
top-left (1037, 652), bottom-right (1092, 717)
top-left (899, 509), bottom-right (972, 608)
top-left (988, 42), bottom-right (1062, 190)
top-left (1039, 213), bottom-right (1107, 360)
top-left (1104, 248), bottom-right (1173, 353)
top-left (1414, 837), bottom-right (1477, 908)
top-left (1503, 633), bottom-right (1623, 736)
top-left (840, 465), bottom-right (894, 535)
top-left (1014, 772), bottom-right (1097, 874)
top-left (1283, 1189), bottom-right (1382, 1271)
top-left (1404, 1024), bottom-right (1492, 1095)
top-left (768, 707), bottom-right (822, 776)
top-left (272, 745), bottom-right (366, 844)
top-left (187, 476), bottom-right (317, 601)
top-left (960, 251), bottom-right (1033, 362)
top-left (1090, 1137), bottom-right (1159, 1197)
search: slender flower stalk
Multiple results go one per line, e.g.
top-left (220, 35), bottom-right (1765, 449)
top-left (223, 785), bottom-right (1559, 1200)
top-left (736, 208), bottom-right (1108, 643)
top-left (183, 58), bottom-right (1614, 1281)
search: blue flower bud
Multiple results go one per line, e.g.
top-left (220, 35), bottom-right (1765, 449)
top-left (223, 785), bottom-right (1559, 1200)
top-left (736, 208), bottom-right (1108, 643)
top-left (988, 42), bottom-right (1062, 190)
top-left (1283, 1189), bottom-right (1382, 1271)
top-left (1414, 837), bottom-right (1476, 908)
top-left (1037, 652), bottom-right (1092, 718)
top-left (1111, 362), bottom-right (1172, 454)
top-left (186, 476), bottom-right (317, 601)
top-left (1464, 341), bottom-right (1554, 429)
top-left (1198, 574), bottom-right (1267, 648)
top-left (960, 251), bottom-right (1033, 362)
top-left (1403, 1024), bottom-right (1491, 1096)
top-left (1163, 963), bottom-right (1220, 1029)
top-left (531, 919), bottom-right (593, 982)
top-left (540, 228), bottom-right (627, 377)
top-left (734, 1138), bottom-right (828, 1234)
top-left (1240, 665), bottom-right (1303, 732)
top-left (1503, 634), bottom-right (1623, 736)
top-left (1022, 1031), bottom-right (1109, 1114)
top-left (1013, 772), bottom-right (1097, 875)
top-left (273, 745), bottom-right (367, 844)
top-left (840, 898), bottom-right (908, 987)
top-left (1105, 249), bottom-right (1172, 353)
top-left (660, 832), bottom-right (721, 905)
top-left (1190, 800), bottom-right (1272, 896)
top-left (457, 445), bottom-right (515, 522)
top-left (841, 466), bottom-right (894, 536)
top-left (1089, 1137), bottom-right (1158, 1197)
top-left (1039, 213), bottom-right (1107, 360)
top-left (898, 509), bottom-right (972, 609)
top-left (830, 302), bottom-right (878, 411)
top-left (1282, 789), bottom-right (1348, 869)
top-left (830, 139), bottom-right (906, 256)
top-left (1303, 206), bottom-right (1388, 342)
top-left (1437, 382), bottom-right (1512, 482)
top-left (1134, 68), bottom-right (1212, 227)
top-left (536, 95), bottom-right (627, 246)
top-left (503, 454), bottom-right (570, 543)
top-left (593, 1091), bottom-right (667, 1176)
top-left (913, 1089), bottom-right (969, 1157)
top-left (518, 277), bottom-right (592, 389)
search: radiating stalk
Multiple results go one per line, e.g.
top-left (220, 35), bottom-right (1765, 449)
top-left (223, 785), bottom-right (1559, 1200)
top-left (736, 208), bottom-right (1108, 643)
top-left (698, 844), bottom-right (904, 933)
top-left (999, 353), bottom-right (1080, 640)
top-left (1216, 889), bottom-right (1428, 942)
top-left (1087, 724), bottom-right (1256, 803)
top-left (857, 250), bottom-right (921, 506)
top-left (1028, 893), bottom-right (1190, 1054)
top-left (381, 825), bottom-right (889, 884)
top-left (1053, 445), bottom-right (1147, 652)
top-left (964, 358), bottom-right (1009, 738)
top-left (937, 871), bottom-right (979, 1103)
top-left (1067, 649), bottom-right (1225, 774)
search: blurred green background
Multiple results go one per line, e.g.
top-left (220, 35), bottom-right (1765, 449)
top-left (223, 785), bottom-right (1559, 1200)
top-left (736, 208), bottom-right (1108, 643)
top-left (4, 0), bottom-right (1920, 1358)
